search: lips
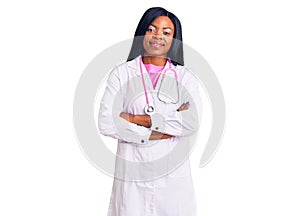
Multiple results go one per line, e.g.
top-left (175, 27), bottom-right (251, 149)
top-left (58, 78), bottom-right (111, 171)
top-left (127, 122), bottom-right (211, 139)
top-left (149, 41), bottom-right (165, 48)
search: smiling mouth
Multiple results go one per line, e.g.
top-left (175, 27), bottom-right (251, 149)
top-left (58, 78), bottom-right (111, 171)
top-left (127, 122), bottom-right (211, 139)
top-left (149, 41), bottom-right (165, 48)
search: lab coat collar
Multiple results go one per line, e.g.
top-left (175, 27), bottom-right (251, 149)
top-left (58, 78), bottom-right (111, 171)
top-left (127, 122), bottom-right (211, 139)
top-left (126, 55), bottom-right (171, 76)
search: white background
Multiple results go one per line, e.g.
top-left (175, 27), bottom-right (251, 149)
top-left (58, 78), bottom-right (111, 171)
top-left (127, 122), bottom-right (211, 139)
top-left (1, 0), bottom-right (299, 215)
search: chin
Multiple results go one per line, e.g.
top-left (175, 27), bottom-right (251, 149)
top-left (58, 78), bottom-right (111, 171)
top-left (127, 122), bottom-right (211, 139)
top-left (144, 50), bottom-right (168, 58)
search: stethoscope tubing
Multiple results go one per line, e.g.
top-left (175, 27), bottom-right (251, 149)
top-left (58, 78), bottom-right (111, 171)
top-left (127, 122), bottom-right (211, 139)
top-left (139, 56), bottom-right (179, 109)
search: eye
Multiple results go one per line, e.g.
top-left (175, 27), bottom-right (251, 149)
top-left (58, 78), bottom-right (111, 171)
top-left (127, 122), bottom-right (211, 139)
top-left (163, 31), bottom-right (171, 36)
top-left (147, 27), bottom-right (155, 33)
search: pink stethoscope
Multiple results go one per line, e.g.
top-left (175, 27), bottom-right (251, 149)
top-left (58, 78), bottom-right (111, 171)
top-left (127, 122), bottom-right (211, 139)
top-left (139, 56), bottom-right (179, 115)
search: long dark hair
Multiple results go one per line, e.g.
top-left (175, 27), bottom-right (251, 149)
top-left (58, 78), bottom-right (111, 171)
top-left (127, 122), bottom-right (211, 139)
top-left (127, 7), bottom-right (184, 66)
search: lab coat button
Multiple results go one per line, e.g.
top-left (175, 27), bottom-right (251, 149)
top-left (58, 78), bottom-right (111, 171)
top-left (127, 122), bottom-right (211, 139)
top-left (155, 127), bottom-right (159, 130)
top-left (141, 140), bottom-right (144, 143)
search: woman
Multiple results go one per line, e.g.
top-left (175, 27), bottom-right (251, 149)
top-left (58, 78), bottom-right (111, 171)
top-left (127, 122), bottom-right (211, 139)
top-left (98, 7), bottom-right (202, 216)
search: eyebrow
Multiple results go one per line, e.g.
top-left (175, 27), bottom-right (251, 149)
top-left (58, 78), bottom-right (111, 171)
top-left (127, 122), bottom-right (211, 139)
top-left (150, 24), bottom-right (173, 30)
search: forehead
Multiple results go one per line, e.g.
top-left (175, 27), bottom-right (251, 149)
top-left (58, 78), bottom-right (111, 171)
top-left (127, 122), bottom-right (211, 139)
top-left (150, 16), bottom-right (174, 29)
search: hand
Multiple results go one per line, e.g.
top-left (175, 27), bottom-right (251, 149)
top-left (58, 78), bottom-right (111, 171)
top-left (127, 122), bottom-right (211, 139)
top-left (119, 112), bottom-right (151, 128)
top-left (119, 112), bottom-right (133, 122)
top-left (177, 101), bottom-right (190, 111)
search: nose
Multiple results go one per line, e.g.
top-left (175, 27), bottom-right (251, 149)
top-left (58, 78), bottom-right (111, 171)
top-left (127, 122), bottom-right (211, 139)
top-left (152, 34), bottom-right (163, 40)
top-left (152, 28), bottom-right (164, 38)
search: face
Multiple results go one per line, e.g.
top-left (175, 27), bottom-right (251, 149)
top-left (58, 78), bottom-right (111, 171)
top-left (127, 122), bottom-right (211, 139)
top-left (143, 16), bottom-right (175, 58)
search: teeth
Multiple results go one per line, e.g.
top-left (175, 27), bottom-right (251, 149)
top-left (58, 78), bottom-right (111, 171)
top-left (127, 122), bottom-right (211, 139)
top-left (150, 41), bottom-right (164, 46)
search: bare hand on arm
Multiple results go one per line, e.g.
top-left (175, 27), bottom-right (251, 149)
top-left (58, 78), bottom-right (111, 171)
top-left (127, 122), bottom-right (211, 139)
top-left (176, 101), bottom-right (190, 111)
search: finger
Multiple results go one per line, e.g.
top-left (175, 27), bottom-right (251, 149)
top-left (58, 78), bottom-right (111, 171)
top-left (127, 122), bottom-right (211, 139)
top-left (181, 104), bottom-right (190, 110)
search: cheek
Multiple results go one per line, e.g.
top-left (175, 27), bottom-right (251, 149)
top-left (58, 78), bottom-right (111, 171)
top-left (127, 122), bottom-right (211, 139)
top-left (165, 39), bottom-right (173, 49)
top-left (143, 35), bottom-right (151, 45)
top-left (142, 39), bottom-right (147, 50)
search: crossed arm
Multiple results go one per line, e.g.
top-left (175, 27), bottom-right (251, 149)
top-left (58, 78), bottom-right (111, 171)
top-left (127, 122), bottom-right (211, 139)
top-left (119, 102), bottom-right (190, 140)
top-left (99, 68), bottom-right (201, 144)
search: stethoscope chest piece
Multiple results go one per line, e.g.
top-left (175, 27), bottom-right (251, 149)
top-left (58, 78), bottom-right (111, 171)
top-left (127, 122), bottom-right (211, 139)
top-left (144, 105), bottom-right (155, 115)
top-left (139, 56), bottom-right (179, 115)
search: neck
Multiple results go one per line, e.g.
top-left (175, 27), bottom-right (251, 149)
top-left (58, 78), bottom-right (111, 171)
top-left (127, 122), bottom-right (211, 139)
top-left (142, 55), bottom-right (167, 66)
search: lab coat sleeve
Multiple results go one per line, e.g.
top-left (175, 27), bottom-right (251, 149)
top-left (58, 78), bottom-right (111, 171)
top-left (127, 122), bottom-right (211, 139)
top-left (150, 70), bottom-right (202, 137)
top-left (98, 67), bottom-right (152, 145)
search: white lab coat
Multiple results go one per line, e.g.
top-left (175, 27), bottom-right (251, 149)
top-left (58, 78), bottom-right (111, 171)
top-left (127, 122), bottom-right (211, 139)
top-left (98, 56), bottom-right (202, 216)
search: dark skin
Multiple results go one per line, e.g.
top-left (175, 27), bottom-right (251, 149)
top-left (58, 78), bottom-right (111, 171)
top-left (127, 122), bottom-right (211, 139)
top-left (120, 16), bottom-right (190, 140)
top-left (119, 102), bottom-right (190, 140)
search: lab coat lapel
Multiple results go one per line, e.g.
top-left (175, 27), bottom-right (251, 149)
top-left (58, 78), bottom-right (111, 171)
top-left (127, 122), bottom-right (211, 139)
top-left (127, 56), bottom-right (154, 91)
top-left (127, 56), bottom-right (172, 92)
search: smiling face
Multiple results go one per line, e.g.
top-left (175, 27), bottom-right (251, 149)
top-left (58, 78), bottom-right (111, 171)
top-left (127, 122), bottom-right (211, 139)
top-left (143, 16), bottom-right (175, 58)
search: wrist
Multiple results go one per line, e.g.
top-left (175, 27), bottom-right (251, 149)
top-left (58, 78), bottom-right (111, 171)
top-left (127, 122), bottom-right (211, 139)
top-left (129, 114), bottom-right (135, 123)
top-left (146, 115), bottom-right (151, 128)
top-left (138, 115), bottom-right (151, 128)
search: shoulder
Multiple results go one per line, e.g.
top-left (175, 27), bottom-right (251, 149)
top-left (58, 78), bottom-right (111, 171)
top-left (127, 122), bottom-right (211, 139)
top-left (174, 64), bottom-right (199, 84)
top-left (107, 57), bottom-right (139, 82)
top-left (112, 57), bottom-right (138, 72)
